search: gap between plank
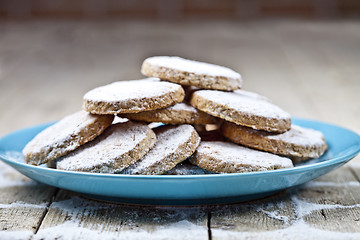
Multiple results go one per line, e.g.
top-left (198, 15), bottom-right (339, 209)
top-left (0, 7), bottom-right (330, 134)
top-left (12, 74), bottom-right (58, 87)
top-left (33, 188), bottom-right (60, 236)
top-left (207, 209), bottom-right (212, 240)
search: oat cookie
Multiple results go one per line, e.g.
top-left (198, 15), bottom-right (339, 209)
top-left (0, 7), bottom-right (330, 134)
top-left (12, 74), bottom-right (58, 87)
top-left (190, 90), bottom-right (291, 133)
top-left (221, 121), bottom-right (328, 159)
top-left (23, 111), bottom-right (114, 166)
top-left (56, 121), bottom-right (156, 173)
top-left (190, 141), bottom-right (293, 173)
top-left (120, 103), bottom-right (216, 125)
top-left (121, 124), bottom-right (200, 175)
top-left (83, 78), bottom-right (184, 114)
top-left (164, 160), bottom-right (213, 175)
top-left (141, 56), bottom-right (242, 91)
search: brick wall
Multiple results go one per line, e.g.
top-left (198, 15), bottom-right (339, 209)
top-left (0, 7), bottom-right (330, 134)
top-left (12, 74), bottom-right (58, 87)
top-left (0, 0), bottom-right (359, 19)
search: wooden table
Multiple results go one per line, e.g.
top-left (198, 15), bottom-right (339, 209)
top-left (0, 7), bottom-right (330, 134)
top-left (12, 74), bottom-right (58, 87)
top-left (0, 20), bottom-right (359, 240)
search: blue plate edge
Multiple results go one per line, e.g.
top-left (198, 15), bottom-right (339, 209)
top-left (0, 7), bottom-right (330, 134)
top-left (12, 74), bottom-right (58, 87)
top-left (0, 117), bottom-right (359, 180)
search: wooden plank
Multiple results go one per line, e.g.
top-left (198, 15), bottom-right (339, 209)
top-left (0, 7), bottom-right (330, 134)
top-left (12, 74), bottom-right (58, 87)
top-left (34, 190), bottom-right (209, 240)
top-left (211, 167), bottom-right (360, 239)
top-left (296, 167), bottom-right (360, 232)
top-left (0, 162), bottom-right (57, 239)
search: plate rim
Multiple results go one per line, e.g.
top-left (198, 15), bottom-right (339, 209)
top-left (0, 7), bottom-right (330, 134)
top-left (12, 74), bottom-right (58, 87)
top-left (0, 117), bottom-right (359, 180)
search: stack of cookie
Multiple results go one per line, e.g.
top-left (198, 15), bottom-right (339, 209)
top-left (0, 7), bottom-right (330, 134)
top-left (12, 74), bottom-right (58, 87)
top-left (23, 56), bottom-right (327, 175)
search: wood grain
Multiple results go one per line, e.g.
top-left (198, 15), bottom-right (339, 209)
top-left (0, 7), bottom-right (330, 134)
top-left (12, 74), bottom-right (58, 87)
top-left (35, 190), bottom-right (208, 240)
top-left (0, 162), bottom-right (56, 236)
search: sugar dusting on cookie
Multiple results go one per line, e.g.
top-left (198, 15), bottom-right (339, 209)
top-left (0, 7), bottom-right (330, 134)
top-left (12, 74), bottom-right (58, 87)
top-left (192, 141), bottom-right (293, 173)
top-left (144, 56), bottom-right (241, 80)
top-left (121, 124), bottom-right (200, 175)
top-left (57, 121), bottom-right (156, 173)
top-left (222, 122), bottom-right (328, 159)
top-left (83, 78), bottom-right (180, 102)
top-left (195, 90), bottom-right (290, 121)
top-left (167, 103), bottom-right (198, 112)
top-left (22, 111), bottom-right (114, 165)
top-left (267, 125), bottom-right (326, 146)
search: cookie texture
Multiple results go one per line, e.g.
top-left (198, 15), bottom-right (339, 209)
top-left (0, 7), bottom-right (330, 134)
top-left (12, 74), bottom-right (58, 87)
top-left (141, 56), bottom-right (242, 91)
top-left (190, 141), bottom-right (293, 173)
top-left (121, 124), bottom-right (200, 175)
top-left (83, 78), bottom-right (185, 114)
top-left (23, 111), bottom-right (114, 166)
top-left (221, 122), bottom-right (328, 159)
top-left (190, 90), bottom-right (291, 133)
top-left (56, 121), bottom-right (156, 173)
top-left (163, 160), bottom-right (213, 175)
top-left (120, 103), bottom-right (216, 125)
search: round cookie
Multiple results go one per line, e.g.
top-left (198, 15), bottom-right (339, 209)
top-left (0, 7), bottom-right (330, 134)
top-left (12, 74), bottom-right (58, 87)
top-left (23, 111), bottom-right (114, 166)
top-left (141, 56), bottom-right (242, 91)
top-left (190, 141), bottom-right (293, 173)
top-left (83, 78), bottom-right (185, 114)
top-left (121, 124), bottom-right (200, 175)
top-left (56, 121), bottom-right (156, 173)
top-left (190, 90), bottom-right (291, 133)
top-left (120, 103), bottom-right (216, 125)
top-left (221, 121), bottom-right (328, 160)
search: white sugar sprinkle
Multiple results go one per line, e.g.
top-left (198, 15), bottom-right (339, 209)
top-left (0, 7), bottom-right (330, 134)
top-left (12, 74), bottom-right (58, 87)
top-left (197, 141), bottom-right (293, 170)
top-left (195, 90), bottom-right (291, 120)
top-left (144, 56), bottom-right (241, 79)
top-left (83, 78), bottom-right (181, 102)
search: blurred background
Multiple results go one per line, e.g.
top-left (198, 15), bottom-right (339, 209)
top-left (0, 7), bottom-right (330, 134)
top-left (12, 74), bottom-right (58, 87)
top-left (1, 0), bottom-right (360, 19)
top-left (0, 0), bottom-right (359, 138)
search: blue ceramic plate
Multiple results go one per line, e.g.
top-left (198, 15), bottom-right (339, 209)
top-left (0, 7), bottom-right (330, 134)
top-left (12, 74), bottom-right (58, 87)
top-left (0, 118), bottom-right (359, 205)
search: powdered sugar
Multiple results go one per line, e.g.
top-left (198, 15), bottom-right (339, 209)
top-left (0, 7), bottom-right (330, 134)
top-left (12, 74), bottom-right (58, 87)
top-left (196, 141), bottom-right (293, 171)
top-left (0, 201), bottom-right (48, 209)
top-left (267, 125), bottom-right (326, 146)
top-left (167, 103), bottom-right (198, 113)
top-left (122, 125), bottom-right (199, 174)
top-left (144, 56), bottom-right (241, 80)
top-left (0, 230), bottom-right (33, 240)
top-left (22, 110), bottom-right (113, 165)
top-left (33, 219), bottom-right (207, 240)
top-left (83, 78), bottom-right (181, 102)
top-left (57, 121), bottom-right (155, 173)
top-left (194, 90), bottom-right (291, 121)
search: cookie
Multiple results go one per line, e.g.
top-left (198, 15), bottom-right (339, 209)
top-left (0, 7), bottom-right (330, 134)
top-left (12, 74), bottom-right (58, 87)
top-left (121, 124), bottom-right (200, 175)
top-left (141, 56), bottom-right (242, 91)
top-left (221, 121), bottom-right (328, 160)
top-left (190, 141), bottom-right (293, 173)
top-left (163, 160), bottom-right (213, 175)
top-left (120, 103), bottom-right (216, 125)
top-left (83, 78), bottom-right (185, 114)
top-left (23, 111), bottom-right (114, 166)
top-left (190, 90), bottom-right (291, 133)
top-left (56, 121), bottom-right (156, 173)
